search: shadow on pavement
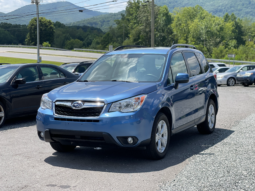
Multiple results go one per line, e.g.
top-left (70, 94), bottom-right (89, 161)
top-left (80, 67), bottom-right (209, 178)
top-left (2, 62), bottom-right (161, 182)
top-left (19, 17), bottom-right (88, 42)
top-left (0, 115), bottom-right (36, 132)
top-left (44, 127), bottom-right (234, 173)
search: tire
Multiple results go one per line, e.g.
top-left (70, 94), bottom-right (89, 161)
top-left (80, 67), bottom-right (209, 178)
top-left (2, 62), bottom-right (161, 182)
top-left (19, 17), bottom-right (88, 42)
top-left (146, 113), bottom-right (170, 160)
top-left (50, 142), bottom-right (76, 152)
top-left (242, 83), bottom-right (249, 87)
top-left (0, 102), bottom-right (6, 128)
top-left (197, 100), bottom-right (216, 134)
top-left (227, 78), bottom-right (235, 86)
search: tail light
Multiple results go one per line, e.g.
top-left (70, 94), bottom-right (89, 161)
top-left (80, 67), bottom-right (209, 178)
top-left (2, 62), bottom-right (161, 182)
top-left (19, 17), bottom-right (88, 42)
top-left (214, 73), bottom-right (217, 79)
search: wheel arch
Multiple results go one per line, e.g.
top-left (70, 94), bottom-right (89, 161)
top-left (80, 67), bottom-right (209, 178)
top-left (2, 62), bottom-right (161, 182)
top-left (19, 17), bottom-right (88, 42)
top-left (155, 107), bottom-right (173, 131)
top-left (0, 96), bottom-right (10, 118)
top-left (209, 93), bottom-right (218, 114)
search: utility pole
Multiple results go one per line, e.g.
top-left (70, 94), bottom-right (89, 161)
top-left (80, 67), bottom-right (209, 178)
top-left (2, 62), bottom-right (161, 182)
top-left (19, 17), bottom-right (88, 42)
top-left (151, 0), bottom-right (155, 47)
top-left (31, 0), bottom-right (41, 63)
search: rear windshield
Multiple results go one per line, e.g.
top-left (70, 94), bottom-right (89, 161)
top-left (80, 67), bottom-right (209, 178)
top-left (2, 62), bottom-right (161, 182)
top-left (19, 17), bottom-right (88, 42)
top-left (218, 64), bottom-right (226, 67)
top-left (0, 66), bottom-right (19, 83)
top-left (62, 64), bottom-right (78, 73)
top-left (79, 54), bottom-right (166, 82)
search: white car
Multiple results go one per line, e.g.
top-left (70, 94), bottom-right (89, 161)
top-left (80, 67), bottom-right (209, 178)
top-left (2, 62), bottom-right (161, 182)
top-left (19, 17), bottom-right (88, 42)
top-left (212, 67), bottom-right (230, 74)
top-left (209, 62), bottom-right (227, 69)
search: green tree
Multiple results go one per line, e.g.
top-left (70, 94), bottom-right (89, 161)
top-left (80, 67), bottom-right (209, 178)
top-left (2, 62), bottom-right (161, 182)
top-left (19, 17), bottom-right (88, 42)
top-left (65, 39), bottom-right (83, 50)
top-left (26, 17), bottom-right (55, 45)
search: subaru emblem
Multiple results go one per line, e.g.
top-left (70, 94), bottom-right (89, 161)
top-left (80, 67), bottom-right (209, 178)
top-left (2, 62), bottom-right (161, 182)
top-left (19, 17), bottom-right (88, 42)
top-left (72, 101), bottom-right (83, 109)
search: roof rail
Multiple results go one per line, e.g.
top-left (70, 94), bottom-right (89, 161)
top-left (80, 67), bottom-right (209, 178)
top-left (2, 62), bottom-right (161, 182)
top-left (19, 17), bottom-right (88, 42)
top-left (0, 63), bottom-right (10, 65)
top-left (114, 45), bottom-right (148, 51)
top-left (170, 44), bottom-right (196, 50)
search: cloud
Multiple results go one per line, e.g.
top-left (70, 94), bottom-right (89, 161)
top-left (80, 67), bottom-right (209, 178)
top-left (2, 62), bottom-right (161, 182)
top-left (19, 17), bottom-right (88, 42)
top-left (0, 0), bottom-right (28, 13)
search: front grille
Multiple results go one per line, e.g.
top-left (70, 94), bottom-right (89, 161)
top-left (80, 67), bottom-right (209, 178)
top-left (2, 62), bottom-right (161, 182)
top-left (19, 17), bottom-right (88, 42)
top-left (55, 105), bottom-right (103, 117)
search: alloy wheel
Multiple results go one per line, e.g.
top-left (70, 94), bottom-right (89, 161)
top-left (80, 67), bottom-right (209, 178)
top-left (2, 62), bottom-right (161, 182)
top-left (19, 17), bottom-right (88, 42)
top-left (0, 105), bottom-right (4, 126)
top-left (228, 78), bottom-right (235, 86)
top-left (155, 120), bottom-right (168, 153)
top-left (208, 104), bottom-right (215, 129)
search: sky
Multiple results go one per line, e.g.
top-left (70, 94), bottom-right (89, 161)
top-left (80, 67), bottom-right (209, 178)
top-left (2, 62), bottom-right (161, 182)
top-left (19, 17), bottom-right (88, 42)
top-left (0, 0), bottom-right (127, 13)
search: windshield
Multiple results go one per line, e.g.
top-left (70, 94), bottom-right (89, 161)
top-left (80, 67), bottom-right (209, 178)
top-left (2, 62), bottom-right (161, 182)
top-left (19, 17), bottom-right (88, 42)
top-left (226, 66), bottom-right (242, 73)
top-left (212, 68), bottom-right (217, 72)
top-left (0, 66), bottom-right (19, 83)
top-left (79, 54), bottom-right (166, 82)
top-left (62, 64), bottom-right (78, 72)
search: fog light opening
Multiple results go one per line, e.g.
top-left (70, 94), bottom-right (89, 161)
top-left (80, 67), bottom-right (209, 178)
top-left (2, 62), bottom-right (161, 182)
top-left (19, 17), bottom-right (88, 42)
top-left (40, 132), bottom-right (44, 138)
top-left (127, 137), bottom-right (134, 144)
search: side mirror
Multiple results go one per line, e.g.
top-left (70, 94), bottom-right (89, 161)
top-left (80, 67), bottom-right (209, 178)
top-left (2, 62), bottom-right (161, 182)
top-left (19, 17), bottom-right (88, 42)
top-left (15, 78), bottom-right (26, 85)
top-left (174, 73), bottom-right (189, 89)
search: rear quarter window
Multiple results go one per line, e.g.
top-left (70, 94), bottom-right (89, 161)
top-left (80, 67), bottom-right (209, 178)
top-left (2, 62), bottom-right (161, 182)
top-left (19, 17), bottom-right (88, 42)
top-left (196, 53), bottom-right (210, 72)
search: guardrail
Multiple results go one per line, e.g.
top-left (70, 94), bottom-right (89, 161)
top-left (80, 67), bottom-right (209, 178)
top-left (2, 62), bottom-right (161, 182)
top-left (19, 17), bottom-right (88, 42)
top-left (207, 58), bottom-right (255, 65)
top-left (74, 48), bottom-right (108, 53)
top-left (0, 45), bottom-right (68, 51)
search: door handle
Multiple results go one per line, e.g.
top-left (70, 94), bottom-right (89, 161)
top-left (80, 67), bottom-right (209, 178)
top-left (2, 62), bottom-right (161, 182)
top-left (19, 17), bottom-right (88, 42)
top-left (36, 85), bottom-right (42, 89)
top-left (190, 85), bottom-right (194, 90)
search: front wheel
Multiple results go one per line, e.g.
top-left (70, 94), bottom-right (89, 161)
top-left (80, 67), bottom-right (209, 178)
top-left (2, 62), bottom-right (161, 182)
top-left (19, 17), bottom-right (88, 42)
top-left (0, 102), bottom-right (6, 128)
top-left (197, 100), bottom-right (216, 134)
top-left (227, 78), bottom-right (235, 86)
top-left (242, 83), bottom-right (249, 87)
top-left (50, 142), bottom-right (76, 152)
top-left (146, 113), bottom-right (170, 160)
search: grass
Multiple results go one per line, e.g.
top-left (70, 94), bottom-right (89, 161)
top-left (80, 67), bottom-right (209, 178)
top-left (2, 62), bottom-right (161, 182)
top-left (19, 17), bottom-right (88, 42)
top-left (0, 57), bottom-right (63, 66)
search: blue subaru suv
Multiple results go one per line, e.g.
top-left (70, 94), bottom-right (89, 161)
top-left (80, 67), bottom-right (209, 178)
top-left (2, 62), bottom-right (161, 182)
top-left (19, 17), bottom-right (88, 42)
top-left (37, 44), bottom-right (219, 159)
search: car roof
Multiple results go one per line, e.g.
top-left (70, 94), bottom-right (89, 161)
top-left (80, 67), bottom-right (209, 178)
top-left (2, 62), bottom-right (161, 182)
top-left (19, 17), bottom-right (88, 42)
top-left (106, 47), bottom-right (202, 55)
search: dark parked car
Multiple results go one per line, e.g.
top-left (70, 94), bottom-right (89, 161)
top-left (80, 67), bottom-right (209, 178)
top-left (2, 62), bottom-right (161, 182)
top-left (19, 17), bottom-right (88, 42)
top-left (0, 63), bottom-right (79, 127)
top-left (60, 61), bottom-right (94, 75)
top-left (237, 69), bottom-right (255, 86)
top-left (37, 44), bottom-right (219, 160)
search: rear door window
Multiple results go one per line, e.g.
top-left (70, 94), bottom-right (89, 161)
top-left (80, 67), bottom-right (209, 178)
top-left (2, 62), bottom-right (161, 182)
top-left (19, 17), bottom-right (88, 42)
top-left (183, 52), bottom-right (202, 76)
top-left (40, 66), bottom-right (65, 80)
top-left (16, 66), bottom-right (40, 82)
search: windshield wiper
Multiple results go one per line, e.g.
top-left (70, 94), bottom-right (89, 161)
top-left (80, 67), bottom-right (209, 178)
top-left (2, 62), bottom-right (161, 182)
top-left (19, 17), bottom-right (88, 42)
top-left (78, 79), bottom-right (89, 82)
top-left (111, 80), bottom-right (137, 83)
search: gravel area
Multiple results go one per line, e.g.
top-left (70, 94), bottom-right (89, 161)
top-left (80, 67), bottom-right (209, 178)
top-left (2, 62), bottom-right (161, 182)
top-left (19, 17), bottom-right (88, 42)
top-left (160, 113), bottom-right (255, 191)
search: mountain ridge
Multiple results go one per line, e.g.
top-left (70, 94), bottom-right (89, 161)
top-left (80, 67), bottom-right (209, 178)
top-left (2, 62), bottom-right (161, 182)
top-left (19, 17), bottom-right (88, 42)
top-left (0, 2), bottom-right (104, 25)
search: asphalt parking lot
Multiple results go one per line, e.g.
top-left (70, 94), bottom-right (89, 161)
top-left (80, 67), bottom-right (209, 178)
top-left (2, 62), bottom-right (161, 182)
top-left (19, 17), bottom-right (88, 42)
top-left (1, 85), bottom-right (255, 191)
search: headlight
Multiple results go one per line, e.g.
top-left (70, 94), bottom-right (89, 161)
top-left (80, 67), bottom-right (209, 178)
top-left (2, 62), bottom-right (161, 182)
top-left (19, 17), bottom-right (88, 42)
top-left (109, 95), bottom-right (147, 113)
top-left (40, 94), bottom-right (53, 110)
top-left (244, 73), bottom-right (253, 77)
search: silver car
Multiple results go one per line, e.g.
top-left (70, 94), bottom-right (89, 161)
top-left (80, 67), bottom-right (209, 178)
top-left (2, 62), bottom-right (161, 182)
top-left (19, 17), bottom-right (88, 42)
top-left (217, 65), bottom-right (255, 86)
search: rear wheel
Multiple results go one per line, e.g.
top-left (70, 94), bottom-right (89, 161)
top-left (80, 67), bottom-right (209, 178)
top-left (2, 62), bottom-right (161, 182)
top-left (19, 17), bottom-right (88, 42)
top-left (227, 78), bottom-right (235, 86)
top-left (146, 113), bottom-right (170, 160)
top-left (197, 100), bottom-right (216, 134)
top-left (0, 102), bottom-right (6, 128)
top-left (50, 142), bottom-right (76, 152)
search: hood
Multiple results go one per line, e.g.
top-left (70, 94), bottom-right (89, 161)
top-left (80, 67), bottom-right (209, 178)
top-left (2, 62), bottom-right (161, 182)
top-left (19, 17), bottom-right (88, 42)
top-left (48, 81), bottom-right (158, 104)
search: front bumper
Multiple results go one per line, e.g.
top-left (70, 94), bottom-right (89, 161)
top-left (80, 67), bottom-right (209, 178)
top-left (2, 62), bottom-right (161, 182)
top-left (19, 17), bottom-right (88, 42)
top-left (36, 106), bottom-right (153, 148)
top-left (217, 78), bottom-right (227, 85)
top-left (236, 77), bottom-right (252, 84)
